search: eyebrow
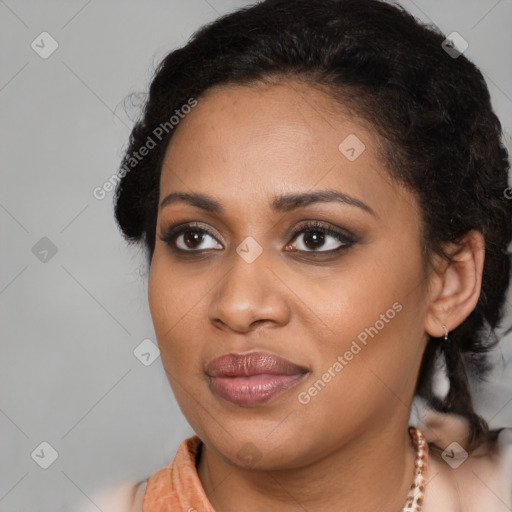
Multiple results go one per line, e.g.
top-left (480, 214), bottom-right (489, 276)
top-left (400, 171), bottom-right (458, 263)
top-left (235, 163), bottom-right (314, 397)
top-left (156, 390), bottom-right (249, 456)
top-left (159, 190), bottom-right (376, 217)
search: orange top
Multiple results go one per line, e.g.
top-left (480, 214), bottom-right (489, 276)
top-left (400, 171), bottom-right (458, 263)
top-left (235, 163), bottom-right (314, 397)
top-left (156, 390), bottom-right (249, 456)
top-left (142, 436), bottom-right (215, 512)
top-left (139, 423), bottom-right (512, 512)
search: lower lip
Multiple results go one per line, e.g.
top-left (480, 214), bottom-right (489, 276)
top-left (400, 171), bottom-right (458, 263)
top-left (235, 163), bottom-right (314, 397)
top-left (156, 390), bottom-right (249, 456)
top-left (209, 374), bottom-right (306, 406)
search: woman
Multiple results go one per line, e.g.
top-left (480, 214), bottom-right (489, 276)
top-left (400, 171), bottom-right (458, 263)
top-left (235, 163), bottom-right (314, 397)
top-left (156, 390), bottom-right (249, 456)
top-left (103, 0), bottom-right (512, 510)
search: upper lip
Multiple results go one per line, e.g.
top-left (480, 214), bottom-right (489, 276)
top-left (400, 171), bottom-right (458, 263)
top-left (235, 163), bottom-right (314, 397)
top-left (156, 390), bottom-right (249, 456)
top-left (205, 351), bottom-right (308, 377)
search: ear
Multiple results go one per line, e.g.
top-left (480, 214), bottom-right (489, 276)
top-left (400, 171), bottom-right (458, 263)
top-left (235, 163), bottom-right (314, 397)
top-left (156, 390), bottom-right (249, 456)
top-left (424, 230), bottom-right (485, 337)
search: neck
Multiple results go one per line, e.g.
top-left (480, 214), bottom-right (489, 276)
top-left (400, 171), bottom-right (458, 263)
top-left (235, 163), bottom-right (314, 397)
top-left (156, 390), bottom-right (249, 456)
top-left (197, 416), bottom-right (418, 512)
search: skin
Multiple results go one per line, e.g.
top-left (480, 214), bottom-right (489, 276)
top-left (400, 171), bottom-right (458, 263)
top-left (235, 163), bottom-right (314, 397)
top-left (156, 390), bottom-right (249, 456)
top-left (147, 80), bottom-right (485, 512)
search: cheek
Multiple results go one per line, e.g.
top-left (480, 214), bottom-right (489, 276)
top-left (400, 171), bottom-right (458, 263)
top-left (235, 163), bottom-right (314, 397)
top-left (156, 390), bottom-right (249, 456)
top-left (148, 255), bottom-right (213, 385)
top-left (305, 243), bottom-right (428, 396)
top-left (148, 261), bottom-right (213, 432)
top-left (148, 258), bottom-right (192, 368)
top-left (148, 252), bottom-right (200, 337)
top-left (148, 262), bottom-right (174, 346)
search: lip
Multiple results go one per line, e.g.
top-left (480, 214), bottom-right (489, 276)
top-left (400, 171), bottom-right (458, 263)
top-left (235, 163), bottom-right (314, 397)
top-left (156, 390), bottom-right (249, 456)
top-left (206, 352), bottom-right (308, 407)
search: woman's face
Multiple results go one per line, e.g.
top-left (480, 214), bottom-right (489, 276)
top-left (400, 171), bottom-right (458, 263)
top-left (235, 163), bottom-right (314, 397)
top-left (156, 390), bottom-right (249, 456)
top-left (148, 80), bottom-right (433, 469)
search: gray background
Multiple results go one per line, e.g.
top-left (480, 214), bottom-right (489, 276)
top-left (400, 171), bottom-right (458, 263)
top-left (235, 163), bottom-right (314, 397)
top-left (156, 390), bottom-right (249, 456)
top-left (1, 1), bottom-right (511, 510)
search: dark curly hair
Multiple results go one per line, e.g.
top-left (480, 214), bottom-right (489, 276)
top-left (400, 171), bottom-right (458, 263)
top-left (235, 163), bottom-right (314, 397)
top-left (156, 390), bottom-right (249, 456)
top-left (113, 0), bottom-right (512, 450)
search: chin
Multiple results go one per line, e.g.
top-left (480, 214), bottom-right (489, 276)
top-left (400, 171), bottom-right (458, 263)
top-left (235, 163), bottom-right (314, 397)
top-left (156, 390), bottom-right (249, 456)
top-left (200, 422), bottom-right (319, 471)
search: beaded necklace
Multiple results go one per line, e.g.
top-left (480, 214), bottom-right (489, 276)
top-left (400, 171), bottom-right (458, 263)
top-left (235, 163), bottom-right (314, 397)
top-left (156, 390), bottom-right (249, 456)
top-left (402, 426), bottom-right (428, 511)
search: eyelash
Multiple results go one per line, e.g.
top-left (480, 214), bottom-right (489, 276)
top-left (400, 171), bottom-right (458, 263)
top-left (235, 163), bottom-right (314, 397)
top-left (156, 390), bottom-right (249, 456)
top-left (159, 220), bottom-right (355, 256)
top-left (286, 221), bottom-right (355, 253)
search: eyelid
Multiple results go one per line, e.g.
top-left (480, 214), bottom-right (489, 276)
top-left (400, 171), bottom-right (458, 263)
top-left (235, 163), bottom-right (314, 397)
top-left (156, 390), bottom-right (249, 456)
top-left (285, 220), bottom-right (355, 251)
top-left (287, 220), bottom-right (354, 241)
top-left (160, 219), bottom-right (356, 255)
top-left (159, 222), bottom-right (224, 249)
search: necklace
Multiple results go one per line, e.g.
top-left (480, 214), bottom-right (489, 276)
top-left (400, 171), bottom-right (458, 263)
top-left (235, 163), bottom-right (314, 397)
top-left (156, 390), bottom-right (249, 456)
top-left (402, 426), bottom-right (428, 511)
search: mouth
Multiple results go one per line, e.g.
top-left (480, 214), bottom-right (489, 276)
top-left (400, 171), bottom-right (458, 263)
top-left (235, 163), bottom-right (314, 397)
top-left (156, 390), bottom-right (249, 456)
top-left (205, 351), bottom-right (309, 407)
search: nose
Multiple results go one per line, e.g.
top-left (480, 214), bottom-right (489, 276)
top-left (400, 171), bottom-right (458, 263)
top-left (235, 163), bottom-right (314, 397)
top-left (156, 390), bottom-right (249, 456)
top-left (207, 248), bottom-right (291, 333)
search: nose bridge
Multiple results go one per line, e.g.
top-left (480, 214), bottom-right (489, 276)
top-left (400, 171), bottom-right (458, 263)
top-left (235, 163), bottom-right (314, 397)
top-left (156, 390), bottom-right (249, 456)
top-left (208, 236), bottom-right (287, 331)
top-left (224, 236), bottom-right (271, 303)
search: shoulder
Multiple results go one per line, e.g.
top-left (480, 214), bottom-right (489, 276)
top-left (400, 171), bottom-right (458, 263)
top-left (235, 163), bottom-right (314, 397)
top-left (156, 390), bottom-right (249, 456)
top-left (412, 398), bottom-right (512, 511)
top-left (77, 479), bottom-right (148, 512)
top-left (423, 428), bottom-right (512, 512)
top-left (80, 435), bottom-right (202, 512)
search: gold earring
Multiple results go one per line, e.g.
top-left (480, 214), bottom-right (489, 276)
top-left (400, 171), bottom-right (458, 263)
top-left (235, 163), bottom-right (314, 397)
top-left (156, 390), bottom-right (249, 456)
top-left (442, 324), bottom-right (449, 340)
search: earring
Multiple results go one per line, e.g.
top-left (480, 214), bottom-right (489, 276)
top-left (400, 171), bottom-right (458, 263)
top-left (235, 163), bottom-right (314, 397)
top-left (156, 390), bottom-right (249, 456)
top-left (432, 324), bottom-right (450, 400)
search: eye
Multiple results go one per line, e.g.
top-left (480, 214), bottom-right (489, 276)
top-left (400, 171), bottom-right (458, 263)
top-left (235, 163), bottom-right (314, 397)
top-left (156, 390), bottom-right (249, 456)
top-left (159, 220), bottom-right (355, 255)
top-left (286, 220), bottom-right (355, 253)
top-left (160, 223), bottom-right (223, 252)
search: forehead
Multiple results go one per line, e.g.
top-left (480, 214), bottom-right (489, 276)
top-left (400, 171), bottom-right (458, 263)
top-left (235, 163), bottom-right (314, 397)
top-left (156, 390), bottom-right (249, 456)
top-left (158, 80), bottom-right (410, 221)
top-left (164, 80), bottom-right (376, 163)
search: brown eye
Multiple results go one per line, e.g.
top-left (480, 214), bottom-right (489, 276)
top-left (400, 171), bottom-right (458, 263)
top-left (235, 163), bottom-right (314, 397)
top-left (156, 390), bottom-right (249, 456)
top-left (182, 230), bottom-right (208, 249)
top-left (160, 224), bottom-right (223, 252)
top-left (302, 231), bottom-right (326, 250)
top-left (287, 221), bottom-right (355, 253)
